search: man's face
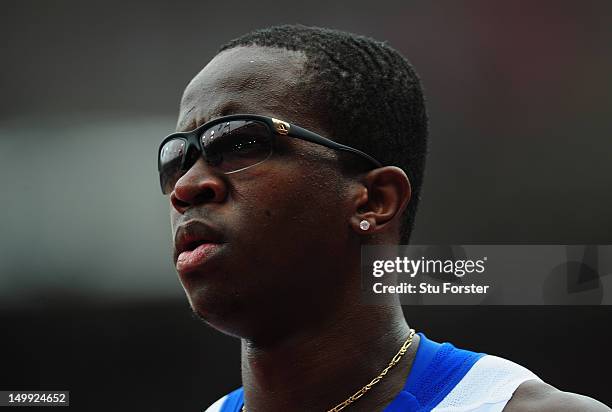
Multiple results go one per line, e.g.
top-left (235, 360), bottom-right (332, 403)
top-left (169, 46), bottom-right (357, 339)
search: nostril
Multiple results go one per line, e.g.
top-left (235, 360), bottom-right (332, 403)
top-left (170, 164), bottom-right (225, 211)
top-left (193, 187), bottom-right (216, 203)
top-left (171, 193), bottom-right (191, 210)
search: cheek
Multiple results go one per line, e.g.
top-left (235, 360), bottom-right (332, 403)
top-left (235, 170), bottom-right (342, 235)
top-left (230, 170), bottom-right (351, 270)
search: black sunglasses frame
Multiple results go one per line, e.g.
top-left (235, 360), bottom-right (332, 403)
top-left (157, 114), bottom-right (382, 193)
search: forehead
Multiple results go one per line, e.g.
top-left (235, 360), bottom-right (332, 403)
top-left (177, 46), bottom-right (310, 132)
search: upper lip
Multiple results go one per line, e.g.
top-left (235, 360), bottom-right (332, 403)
top-left (173, 220), bottom-right (225, 263)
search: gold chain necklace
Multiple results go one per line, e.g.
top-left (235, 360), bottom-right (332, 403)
top-left (241, 329), bottom-right (416, 412)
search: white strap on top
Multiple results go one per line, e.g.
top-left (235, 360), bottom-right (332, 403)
top-left (432, 355), bottom-right (541, 412)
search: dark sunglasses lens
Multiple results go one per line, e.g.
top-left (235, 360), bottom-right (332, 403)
top-left (201, 120), bottom-right (272, 173)
top-left (159, 138), bottom-right (186, 194)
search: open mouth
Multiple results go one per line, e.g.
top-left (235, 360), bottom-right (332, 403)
top-left (173, 220), bottom-right (226, 272)
top-left (184, 239), bottom-right (210, 252)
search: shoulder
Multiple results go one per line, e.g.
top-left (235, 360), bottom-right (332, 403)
top-left (503, 379), bottom-right (611, 412)
top-left (429, 353), bottom-right (538, 411)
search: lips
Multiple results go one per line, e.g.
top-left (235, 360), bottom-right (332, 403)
top-left (176, 242), bottom-right (224, 273)
top-left (174, 220), bottom-right (225, 273)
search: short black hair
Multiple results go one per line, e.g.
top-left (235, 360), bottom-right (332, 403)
top-left (219, 25), bottom-right (428, 243)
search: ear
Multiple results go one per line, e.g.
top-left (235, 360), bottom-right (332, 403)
top-left (350, 166), bottom-right (412, 235)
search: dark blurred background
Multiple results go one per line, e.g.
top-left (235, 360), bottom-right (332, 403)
top-left (1, 0), bottom-right (611, 410)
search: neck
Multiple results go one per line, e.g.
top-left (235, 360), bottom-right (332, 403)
top-left (240, 301), bottom-right (417, 412)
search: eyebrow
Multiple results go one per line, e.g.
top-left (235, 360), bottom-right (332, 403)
top-left (176, 122), bottom-right (197, 133)
top-left (177, 105), bottom-right (248, 133)
top-left (176, 106), bottom-right (198, 132)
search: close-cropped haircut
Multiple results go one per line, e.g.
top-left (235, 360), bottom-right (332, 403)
top-left (219, 25), bottom-right (428, 243)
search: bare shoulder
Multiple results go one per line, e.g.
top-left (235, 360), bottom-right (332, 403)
top-left (503, 379), bottom-right (611, 412)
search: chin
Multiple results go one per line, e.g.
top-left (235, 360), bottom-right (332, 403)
top-left (184, 284), bottom-right (293, 341)
top-left (184, 285), bottom-right (252, 338)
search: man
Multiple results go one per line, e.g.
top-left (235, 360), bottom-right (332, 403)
top-left (158, 25), bottom-right (610, 411)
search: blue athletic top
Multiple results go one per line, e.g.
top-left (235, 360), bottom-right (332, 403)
top-left (206, 333), bottom-right (539, 412)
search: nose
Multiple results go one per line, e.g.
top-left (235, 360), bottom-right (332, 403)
top-left (170, 157), bottom-right (228, 213)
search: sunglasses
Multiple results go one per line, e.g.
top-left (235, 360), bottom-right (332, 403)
top-left (157, 114), bottom-right (382, 195)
